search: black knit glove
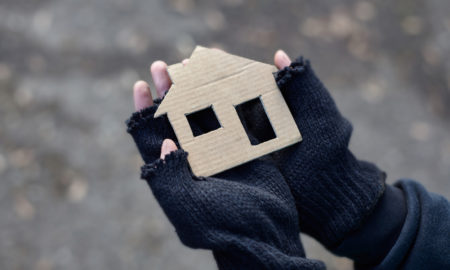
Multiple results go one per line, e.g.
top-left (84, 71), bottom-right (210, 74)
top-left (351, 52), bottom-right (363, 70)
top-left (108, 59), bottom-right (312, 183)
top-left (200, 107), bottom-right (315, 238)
top-left (126, 104), bottom-right (325, 270)
top-left (269, 58), bottom-right (386, 248)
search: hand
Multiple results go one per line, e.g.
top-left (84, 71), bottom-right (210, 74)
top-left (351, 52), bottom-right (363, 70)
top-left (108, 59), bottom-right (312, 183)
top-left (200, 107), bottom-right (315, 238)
top-left (270, 51), bottom-right (386, 248)
top-left (126, 59), bottom-right (325, 269)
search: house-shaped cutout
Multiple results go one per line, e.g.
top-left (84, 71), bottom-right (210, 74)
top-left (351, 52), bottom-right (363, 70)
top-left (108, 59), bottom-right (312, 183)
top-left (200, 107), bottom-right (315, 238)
top-left (155, 46), bottom-right (301, 177)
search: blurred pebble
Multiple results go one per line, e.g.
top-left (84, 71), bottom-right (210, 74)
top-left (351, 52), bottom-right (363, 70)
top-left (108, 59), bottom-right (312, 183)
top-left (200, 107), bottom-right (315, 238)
top-left (246, 29), bottom-right (274, 47)
top-left (445, 19), bottom-right (450, 31)
top-left (168, 0), bottom-right (195, 14)
top-left (447, 75), bottom-right (450, 90)
top-left (119, 69), bottom-right (139, 90)
top-left (34, 258), bottom-right (53, 270)
top-left (68, 178), bottom-right (88, 203)
top-left (441, 140), bottom-right (450, 164)
top-left (28, 54), bottom-right (47, 73)
top-left (14, 86), bottom-right (34, 107)
top-left (347, 34), bottom-right (370, 60)
top-left (127, 217), bottom-right (167, 250)
top-left (329, 11), bottom-right (356, 38)
top-left (410, 121), bottom-right (432, 141)
top-left (429, 92), bottom-right (446, 115)
top-left (0, 63), bottom-right (12, 81)
top-left (127, 33), bottom-right (150, 55)
top-left (9, 149), bottom-right (35, 169)
top-left (116, 29), bottom-right (150, 55)
top-left (301, 12), bottom-right (364, 43)
top-left (222, 0), bottom-right (243, 7)
top-left (204, 9), bottom-right (226, 31)
top-left (381, 148), bottom-right (404, 168)
top-left (354, 1), bottom-right (376, 22)
top-left (361, 81), bottom-right (385, 103)
top-left (32, 9), bottom-right (53, 34)
top-left (38, 119), bottom-right (57, 142)
top-left (93, 78), bottom-right (115, 99)
top-left (54, 247), bottom-right (74, 267)
top-left (3, 10), bottom-right (28, 32)
top-left (299, 17), bottom-right (326, 38)
top-left (422, 44), bottom-right (441, 66)
top-left (0, 152), bottom-right (6, 174)
top-left (402, 16), bottom-right (424, 36)
top-left (14, 193), bottom-right (36, 220)
top-left (111, 0), bottom-right (134, 9)
top-left (97, 121), bottom-right (122, 148)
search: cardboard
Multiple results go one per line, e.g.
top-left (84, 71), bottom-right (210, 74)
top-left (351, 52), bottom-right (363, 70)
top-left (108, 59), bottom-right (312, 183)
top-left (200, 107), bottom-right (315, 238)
top-left (155, 46), bottom-right (301, 177)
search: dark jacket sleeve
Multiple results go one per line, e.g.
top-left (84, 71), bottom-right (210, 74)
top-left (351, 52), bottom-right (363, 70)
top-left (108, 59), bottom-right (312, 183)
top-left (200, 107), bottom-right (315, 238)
top-left (375, 180), bottom-right (450, 269)
top-left (332, 180), bottom-right (450, 270)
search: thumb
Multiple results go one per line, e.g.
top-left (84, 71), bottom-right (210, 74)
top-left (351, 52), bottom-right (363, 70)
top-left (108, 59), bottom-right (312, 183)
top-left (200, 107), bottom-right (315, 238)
top-left (274, 50), bottom-right (292, 69)
top-left (160, 139), bottom-right (178, 160)
top-left (142, 140), bottom-right (194, 193)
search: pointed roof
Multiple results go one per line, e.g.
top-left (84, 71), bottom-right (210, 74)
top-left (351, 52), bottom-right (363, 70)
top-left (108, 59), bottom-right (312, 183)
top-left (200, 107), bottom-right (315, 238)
top-left (154, 46), bottom-right (275, 117)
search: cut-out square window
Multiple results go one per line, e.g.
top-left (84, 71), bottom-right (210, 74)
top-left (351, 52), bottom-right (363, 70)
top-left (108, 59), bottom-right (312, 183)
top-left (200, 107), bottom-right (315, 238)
top-left (235, 97), bottom-right (276, 145)
top-left (186, 106), bottom-right (221, 137)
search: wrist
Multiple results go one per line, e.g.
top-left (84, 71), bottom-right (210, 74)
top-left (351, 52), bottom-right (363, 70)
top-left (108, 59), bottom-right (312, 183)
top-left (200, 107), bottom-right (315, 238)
top-left (332, 185), bottom-right (406, 265)
top-left (296, 151), bottom-right (386, 248)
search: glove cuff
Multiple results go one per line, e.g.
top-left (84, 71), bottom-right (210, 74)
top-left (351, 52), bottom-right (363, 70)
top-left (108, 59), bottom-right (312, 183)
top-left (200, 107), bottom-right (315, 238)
top-left (298, 151), bottom-right (386, 248)
top-left (126, 99), bottom-right (161, 133)
top-left (276, 57), bottom-right (322, 91)
top-left (141, 149), bottom-right (190, 180)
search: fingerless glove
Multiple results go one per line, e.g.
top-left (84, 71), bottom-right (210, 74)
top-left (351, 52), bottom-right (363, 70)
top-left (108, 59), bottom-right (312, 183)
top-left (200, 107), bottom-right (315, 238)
top-left (126, 103), bottom-right (325, 270)
top-left (272, 58), bottom-right (386, 248)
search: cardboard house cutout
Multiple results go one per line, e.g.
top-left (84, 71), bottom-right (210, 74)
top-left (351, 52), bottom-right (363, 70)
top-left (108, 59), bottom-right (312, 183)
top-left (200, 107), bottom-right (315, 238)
top-left (155, 46), bottom-right (301, 177)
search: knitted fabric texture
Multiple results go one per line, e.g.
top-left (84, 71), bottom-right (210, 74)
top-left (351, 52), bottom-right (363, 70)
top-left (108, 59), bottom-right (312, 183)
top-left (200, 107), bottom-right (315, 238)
top-left (126, 103), bottom-right (325, 269)
top-left (126, 98), bottom-right (178, 163)
top-left (272, 57), bottom-right (386, 248)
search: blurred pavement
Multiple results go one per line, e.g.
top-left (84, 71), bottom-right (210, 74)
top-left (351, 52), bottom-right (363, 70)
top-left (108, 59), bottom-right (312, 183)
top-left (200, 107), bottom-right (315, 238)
top-left (0, 0), bottom-right (449, 269)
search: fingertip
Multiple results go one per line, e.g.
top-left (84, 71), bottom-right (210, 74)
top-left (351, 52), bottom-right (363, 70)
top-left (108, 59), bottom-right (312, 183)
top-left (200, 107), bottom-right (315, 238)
top-left (150, 60), bottom-right (167, 74)
top-left (151, 61), bottom-right (172, 98)
top-left (133, 80), bottom-right (153, 111)
top-left (274, 50), bottom-right (291, 69)
top-left (160, 139), bottom-right (178, 160)
top-left (133, 80), bottom-right (148, 92)
top-left (182, 59), bottom-right (189, 66)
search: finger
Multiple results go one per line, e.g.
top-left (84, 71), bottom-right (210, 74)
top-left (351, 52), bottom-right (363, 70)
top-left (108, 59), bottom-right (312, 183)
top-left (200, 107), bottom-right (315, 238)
top-left (182, 59), bottom-right (189, 66)
top-left (151, 61), bottom-right (172, 98)
top-left (160, 139), bottom-right (178, 160)
top-left (274, 50), bottom-right (292, 70)
top-left (133, 80), bottom-right (153, 111)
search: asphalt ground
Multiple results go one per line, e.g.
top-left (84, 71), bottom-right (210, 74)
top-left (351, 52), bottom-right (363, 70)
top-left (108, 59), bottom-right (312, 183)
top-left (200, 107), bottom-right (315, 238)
top-left (1, 0), bottom-right (449, 269)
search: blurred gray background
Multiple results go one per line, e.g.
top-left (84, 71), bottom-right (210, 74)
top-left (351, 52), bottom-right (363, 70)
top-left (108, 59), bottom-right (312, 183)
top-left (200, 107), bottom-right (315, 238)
top-left (1, 0), bottom-right (449, 269)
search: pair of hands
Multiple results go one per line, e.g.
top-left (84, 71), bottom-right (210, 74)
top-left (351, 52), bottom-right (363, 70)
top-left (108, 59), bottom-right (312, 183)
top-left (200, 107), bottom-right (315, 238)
top-left (132, 50), bottom-right (292, 155)
top-left (129, 50), bottom-right (321, 269)
top-left (127, 49), bottom-right (385, 269)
